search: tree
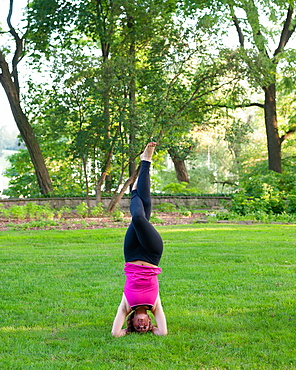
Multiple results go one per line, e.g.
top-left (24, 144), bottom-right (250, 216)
top-left (26, 0), bottom-right (182, 203)
top-left (0, 0), bottom-right (53, 195)
top-left (168, 147), bottom-right (191, 183)
top-left (6, 0), bottom-right (242, 205)
top-left (231, 1), bottom-right (296, 173)
top-left (183, 0), bottom-right (296, 173)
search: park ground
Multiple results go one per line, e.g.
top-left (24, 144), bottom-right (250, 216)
top-left (0, 223), bottom-right (295, 369)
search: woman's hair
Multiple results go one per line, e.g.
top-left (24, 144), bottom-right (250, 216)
top-left (126, 311), bottom-right (154, 334)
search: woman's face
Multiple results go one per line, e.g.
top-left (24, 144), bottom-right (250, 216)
top-left (132, 313), bottom-right (150, 333)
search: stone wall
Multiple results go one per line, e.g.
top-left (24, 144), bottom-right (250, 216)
top-left (0, 195), bottom-right (231, 210)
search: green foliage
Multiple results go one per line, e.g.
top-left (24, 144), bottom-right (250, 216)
top-left (4, 0), bottom-right (295, 204)
top-left (180, 209), bottom-right (192, 217)
top-left (162, 182), bottom-right (201, 195)
top-left (24, 202), bottom-right (42, 218)
top-left (75, 202), bottom-right (89, 218)
top-left (3, 150), bottom-right (40, 198)
top-left (0, 203), bottom-right (73, 221)
top-left (149, 213), bottom-right (164, 224)
top-left (229, 191), bottom-right (287, 216)
top-left (110, 208), bottom-right (125, 222)
top-left (4, 0), bottom-right (241, 202)
top-left (24, 202), bottom-right (55, 220)
top-left (241, 171), bottom-right (283, 198)
top-left (55, 205), bottom-right (73, 219)
top-left (286, 194), bottom-right (296, 214)
top-left (6, 203), bottom-right (55, 220)
top-left (239, 157), bottom-right (296, 200)
top-left (7, 220), bottom-right (60, 230)
top-left (228, 193), bottom-right (263, 215)
top-left (0, 204), bottom-right (10, 218)
top-left (210, 210), bottom-right (296, 224)
top-left (154, 202), bottom-right (177, 212)
top-left (3, 147), bottom-right (96, 198)
top-left (90, 203), bottom-right (105, 217)
top-left (9, 205), bottom-right (27, 220)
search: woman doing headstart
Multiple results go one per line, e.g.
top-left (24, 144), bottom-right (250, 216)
top-left (111, 142), bottom-right (167, 337)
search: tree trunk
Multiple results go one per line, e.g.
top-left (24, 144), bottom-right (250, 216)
top-left (94, 0), bottom-right (114, 193)
top-left (95, 125), bottom-right (120, 205)
top-left (102, 59), bottom-right (112, 192)
top-left (0, 51), bottom-right (53, 195)
top-left (264, 83), bottom-right (282, 173)
top-left (127, 14), bottom-right (137, 191)
top-left (82, 156), bottom-right (90, 208)
top-left (107, 166), bottom-right (140, 213)
top-left (168, 149), bottom-right (190, 183)
top-left (96, 151), bottom-right (112, 205)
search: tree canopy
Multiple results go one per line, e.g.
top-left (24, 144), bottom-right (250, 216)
top-left (1, 0), bottom-right (296, 203)
top-left (183, 0), bottom-right (296, 172)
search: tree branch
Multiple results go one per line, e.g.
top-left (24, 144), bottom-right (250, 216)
top-left (280, 127), bottom-right (296, 143)
top-left (230, 8), bottom-right (244, 47)
top-left (7, 0), bottom-right (24, 97)
top-left (274, 5), bottom-right (296, 56)
top-left (173, 75), bottom-right (240, 117)
top-left (207, 102), bottom-right (265, 109)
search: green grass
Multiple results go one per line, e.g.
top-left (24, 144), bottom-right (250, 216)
top-left (0, 224), bottom-right (295, 369)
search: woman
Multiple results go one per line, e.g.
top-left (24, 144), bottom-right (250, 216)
top-left (111, 142), bottom-right (167, 337)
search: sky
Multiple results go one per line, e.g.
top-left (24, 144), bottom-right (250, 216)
top-left (0, 0), bottom-right (27, 135)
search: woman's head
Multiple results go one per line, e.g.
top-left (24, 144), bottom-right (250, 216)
top-left (126, 310), bottom-right (153, 334)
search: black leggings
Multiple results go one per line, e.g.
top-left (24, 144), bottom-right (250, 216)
top-left (124, 160), bottom-right (163, 266)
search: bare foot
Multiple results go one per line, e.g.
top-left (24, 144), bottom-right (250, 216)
top-left (140, 142), bottom-right (157, 162)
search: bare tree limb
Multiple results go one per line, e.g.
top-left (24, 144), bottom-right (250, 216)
top-left (274, 6), bottom-right (296, 57)
top-left (280, 127), bottom-right (296, 144)
top-left (232, 13), bottom-right (244, 47)
top-left (7, 0), bottom-right (24, 97)
top-left (206, 102), bottom-right (265, 109)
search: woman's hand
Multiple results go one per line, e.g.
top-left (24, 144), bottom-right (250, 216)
top-left (113, 328), bottom-right (128, 337)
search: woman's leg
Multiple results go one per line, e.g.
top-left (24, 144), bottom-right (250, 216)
top-left (131, 160), bottom-right (151, 220)
top-left (124, 143), bottom-right (163, 265)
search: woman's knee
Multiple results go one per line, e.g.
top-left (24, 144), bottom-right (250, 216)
top-left (132, 214), bottom-right (147, 226)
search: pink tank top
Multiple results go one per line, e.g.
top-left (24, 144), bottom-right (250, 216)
top-left (124, 262), bottom-right (162, 309)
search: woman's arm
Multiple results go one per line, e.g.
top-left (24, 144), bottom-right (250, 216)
top-left (151, 295), bottom-right (168, 336)
top-left (111, 294), bottom-right (131, 337)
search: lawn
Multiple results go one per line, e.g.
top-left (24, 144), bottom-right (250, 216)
top-left (0, 224), bottom-right (295, 369)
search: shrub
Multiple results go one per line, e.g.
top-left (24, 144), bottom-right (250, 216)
top-left (264, 196), bottom-right (286, 214)
top-left (56, 205), bottom-right (72, 219)
top-left (180, 209), bottom-right (192, 217)
top-left (25, 202), bottom-right (43, 219)
top-left (286, 195), bottom-right (296, 214)
top-left (41, 203), bottom-right (55, 220)
top-left (0, 204), bottom-right (10, 218)
top-left (162, 182), bottom-right (200, 195)
top-left (111, 208), bottom-right (125, 222)
top-left (154, 202), bottom-right (177, 212)
top-left (76, 202), bottom-right (89, 218)
top-left (90, 203), bottom-right (105, 217)
top-left (229, 192), bottom-right (266, 215)
top-left (9, 205), bottom-right (27, 220)
top-left (149, 213), bottom-right (164, 224)
top-left (24, 202), bottom-right (55, 220)
top-left (229, 191), bottom-right (290, 216)
top-left (240, 160), bottom-right (296, 198)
